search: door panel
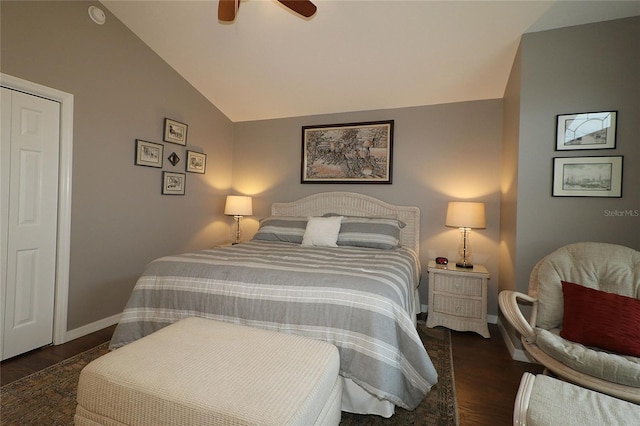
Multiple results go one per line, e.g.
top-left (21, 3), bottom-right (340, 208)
top-left (1, 88), bottom-right (60, 360)
top-left (14, 249), bottom-right (38, 326)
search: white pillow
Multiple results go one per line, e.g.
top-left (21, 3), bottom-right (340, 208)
top-left (301, 216), bottom-right (343, 247)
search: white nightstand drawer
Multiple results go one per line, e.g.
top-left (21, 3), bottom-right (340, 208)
top-left (432, 294), bottom-right (483, 319)
top-left (433, 274), bottom-right (483, 297)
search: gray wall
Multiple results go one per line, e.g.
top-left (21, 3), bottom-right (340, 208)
top-left (500, 17), bottom-right (639, 344)
top-left (519, 16), bottom-right (639, 289)
top-left (233, 100), bottom-right (504, 314)
top-left (1, 1), bottom-right (234, 329)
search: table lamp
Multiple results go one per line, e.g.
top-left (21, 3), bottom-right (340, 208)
top-left (445, 201), bottom-right (486, 268)
top-left (224, 195), bottom-right (253, 244)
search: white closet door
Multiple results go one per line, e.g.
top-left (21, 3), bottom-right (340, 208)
top-left (1, 88), bottom-right (60, 360)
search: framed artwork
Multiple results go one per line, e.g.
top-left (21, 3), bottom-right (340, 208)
top-left (163, 118), bottom-right (188, 145)
top-left (552, 156), bottom-right (623, 197)
top-left (556, 111), bottom-right (617, 150)
top-left (162, 171), bottom-right (186, 195)
top-left (186, 150), bottom-right (207, 174)
top-left (135, 139), bottom-right (163, 168)
top-left (301, 120), bottom-right (394, 183)
top-left (168, 152), bottom-right (180, 166)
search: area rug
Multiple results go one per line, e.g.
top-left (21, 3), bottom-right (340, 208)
top-left (0, 323), bottom-right (457, 425)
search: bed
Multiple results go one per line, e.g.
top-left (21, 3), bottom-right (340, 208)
top-left (109, 192), bottom-right (437, 417)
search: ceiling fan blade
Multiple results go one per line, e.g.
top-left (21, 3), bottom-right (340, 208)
top-left (277, 0), bottom-right (317, 18)
top-left (218, 0), bottom-right (239, 22)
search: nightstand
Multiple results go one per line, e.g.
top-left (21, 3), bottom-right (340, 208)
top-left (426, 260), bottom-right (490, 338)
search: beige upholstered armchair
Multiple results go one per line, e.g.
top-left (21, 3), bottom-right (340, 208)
top-left (499, 242), bottom-right (640, 403)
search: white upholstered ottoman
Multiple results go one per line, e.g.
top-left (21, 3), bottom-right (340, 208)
top-left (75, 317), bottom-right (342, 426)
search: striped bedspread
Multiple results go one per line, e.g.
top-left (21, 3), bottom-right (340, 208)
top-left (109, 240), bottom-right (438, 410)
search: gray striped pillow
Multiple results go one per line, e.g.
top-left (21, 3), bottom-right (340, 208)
top-left (252, 216), bottom-right (307, 243)
top-left (336, 217), bottom-right (402, 249)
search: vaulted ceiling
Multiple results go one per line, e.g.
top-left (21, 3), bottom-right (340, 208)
top-left (101, 1), bottom-right (639, 122)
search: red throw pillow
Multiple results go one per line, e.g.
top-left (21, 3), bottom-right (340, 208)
top-left (560, 281), bottom-right (640, 358)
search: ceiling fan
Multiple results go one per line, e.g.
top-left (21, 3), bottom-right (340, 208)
top-left (218, 0), bottom-right (317, 22)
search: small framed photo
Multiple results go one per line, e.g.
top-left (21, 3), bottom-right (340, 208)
top-left (552, 156), bottom-right (623, 197)
top-left (163, 118), bottom-right (188, 145)
top-left (162, 171), bottom-right (186, 195)
top-left (186, 150), bottom-right (207, 174)
top-left (556, 111), bottom-right (617, 150)
top-left (135, 139), bottom-right (164, 168)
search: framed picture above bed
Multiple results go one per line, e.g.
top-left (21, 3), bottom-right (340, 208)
top-left (301, 120), bottom-right (394, 184)
top-left (162, 171), bottom-right (186, 195)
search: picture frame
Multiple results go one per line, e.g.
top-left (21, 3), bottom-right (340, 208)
top-left (186, 150), bottom-right (207, 174)
top-left (552, 156), bottom-right (623, 197)
top-left (162, 171), bottom-right (186, 195)
top-left (556, 111), bottom-right (617, 151)
top-left (135, 139), bottom-right (164, 168)
top-left (163, 118), bottom-right (188, 145)
top-left (301, 120), bottom-right (394, 184)
top-left (168, 152), bottom-right (180, 166)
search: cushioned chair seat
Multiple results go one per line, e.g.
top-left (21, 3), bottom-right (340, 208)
top-left (536, 329), bottom-right (640, 387)
top-left (75, 317), bottom-right (342, 426)
top-left (514, 373), bottom-right (640, 426)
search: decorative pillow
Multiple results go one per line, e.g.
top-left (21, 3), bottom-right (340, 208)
top-left (336, 217), bottom-right (403, 249)
top-left (252, 216), bottom-right (307, 243)
top-left (560, 280), bottom-right (640, 358)
top-left (301, 216), bottom-right (343, 247)
top-left (322, 213), bottom-right (406, 228)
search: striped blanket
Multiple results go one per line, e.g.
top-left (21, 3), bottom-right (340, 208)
top-left (109, 241), bottom-right (438, 410)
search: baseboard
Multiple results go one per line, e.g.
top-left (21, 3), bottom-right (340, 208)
top-left (62, 313), bottom-right (121, 344)
top-left (497, 318), bottom-right (534, 363)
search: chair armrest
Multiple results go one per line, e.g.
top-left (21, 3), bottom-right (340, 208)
top-left (513, 373), bottom-right (536, 426)
top-left (499, 290), bottom-right (538, 342)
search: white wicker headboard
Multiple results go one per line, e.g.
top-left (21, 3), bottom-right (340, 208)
top-left (271, 192), bottom-right (420, 255)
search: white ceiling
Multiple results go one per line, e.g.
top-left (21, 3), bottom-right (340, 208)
top-left (101, 1), bottom-right (639, 122)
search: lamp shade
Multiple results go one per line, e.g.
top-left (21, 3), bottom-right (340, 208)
top-left (445, 202), bottom-right (486, 229)
top-left (224, 195), bottom-right (253, 216)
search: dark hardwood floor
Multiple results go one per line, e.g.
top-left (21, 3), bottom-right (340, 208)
top-left (451, 324), bottom-right (544, 425)
top-left (1, 322), bottom-right (542, 425)
top-left (0, 325), bottom-right (117, 386)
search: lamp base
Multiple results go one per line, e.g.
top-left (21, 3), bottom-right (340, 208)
top-left (233, 216), bottom-right (242, 245)
top-left (455, 227), bottom-right (474, 269)
top-left (456, 261), bottom-right (474, 269)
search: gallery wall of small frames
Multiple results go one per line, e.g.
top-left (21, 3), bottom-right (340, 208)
top-left (134, 117), bottom-right (207, 195)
